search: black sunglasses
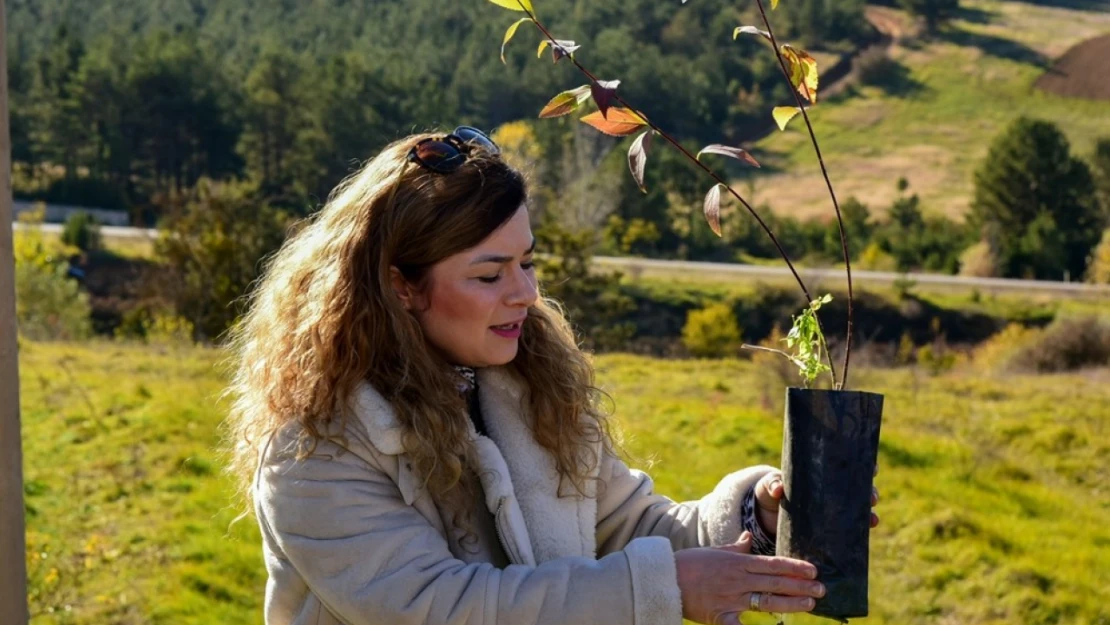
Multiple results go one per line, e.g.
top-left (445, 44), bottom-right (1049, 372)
top-left (407, 126), bottom-right (501, 174)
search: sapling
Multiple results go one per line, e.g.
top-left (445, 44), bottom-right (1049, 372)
top-left (487, 0), bottom-right (854, 389)
top-left (486, 2), bottom-right (884, 620)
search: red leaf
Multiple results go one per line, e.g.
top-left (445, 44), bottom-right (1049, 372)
top-left (591, 79), bottom-right (621, 119)
top-left (696, 144), bottom-right (761, 168)
top-left (704, 184), bottom-right (724, 237)
top-left (628, 130), bottom-right (653, 193)
top-left (580, 107), bottom-right (648, 137)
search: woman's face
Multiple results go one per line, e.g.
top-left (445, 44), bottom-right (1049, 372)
top-left (396, 205), bottom-right (539, 368)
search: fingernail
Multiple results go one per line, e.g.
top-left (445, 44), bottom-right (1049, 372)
top-left (740, 531), bottom-right (752, 541)
top-left (806, 598), bottom-right (816, 609)
top-left (813, 584), bottom-right (826, 597)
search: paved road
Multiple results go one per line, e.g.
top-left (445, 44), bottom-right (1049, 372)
top-left (16, 222), bottom-right (1110, 297)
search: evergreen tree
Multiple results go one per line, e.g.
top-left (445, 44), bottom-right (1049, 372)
top-left (971, 117), bottom-right (1102, 280)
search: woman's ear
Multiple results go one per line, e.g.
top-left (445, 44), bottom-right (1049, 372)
top-left (389, 266), bottom-right (420, 311)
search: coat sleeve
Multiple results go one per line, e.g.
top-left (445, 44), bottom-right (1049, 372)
top-left (254, 435), bottom-right (683, 625)
top-left (594, 450), bottom-right (776, 555)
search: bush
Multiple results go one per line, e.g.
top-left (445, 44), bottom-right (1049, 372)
top-left (1087, 229), bottom-right (1110, 284)
top-left (1008, 317), bottom-right (1110, 373)
top-left (61, 212), bottom-right (103, 252)
top-left (14, 213), bottom-right (92, 341)
top-left (153, 179), bottom-right (291, 342)
top-left (682, 303), bottom-right (742, 358)
top-left (959, 240), bottom-right (999, 278)
top-left (973, 323), bottom-right (1038, 370)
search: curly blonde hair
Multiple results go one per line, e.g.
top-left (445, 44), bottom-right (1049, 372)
top-left (224, 133), bottom-right (613, 527)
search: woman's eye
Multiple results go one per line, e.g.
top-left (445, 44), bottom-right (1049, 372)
top-left (521, 261), bottom-right (535, 270)
top-left (478, 274), bottom-right (501, 284)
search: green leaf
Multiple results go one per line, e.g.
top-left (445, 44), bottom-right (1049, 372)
top-left (703, 183), bottom-right (724, 237)
top-left (487, 0), bottom-right (534, 13)
top-left (538, 85), bottom-right (591, 118)
top-left (501, 18), bottom-right (532, 64)
top-left (628, 130), bottom-right (653, 194)
top-left (773, 106), bottom-right (802, 131)
top-left (696, 144), bottom-right (761, 168)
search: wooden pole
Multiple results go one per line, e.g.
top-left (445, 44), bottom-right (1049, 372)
top-left (0, 0), bottom-right (30, 621)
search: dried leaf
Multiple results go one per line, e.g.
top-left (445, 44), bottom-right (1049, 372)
top-left (591, 79), bottom-right (621, 119)
top-left (580, 107), bottom-right (648, 137)
top-left (773, 106), bottom-right (802, 131)
top-left (733, 26), bottom-right (772, 43)
top-left (703, 184), bottom-right (724, 237)
top-left (781, 44), bottom-right (819, 103)
top-left (501, 18), bottom-right (532, 64)
top-left (537, 40), bottom-right (549, 58)
top-left (628, 130), bottom-right (653, 193)
top-left (551, 39), bottom-right (580, 63)
top-left (538, 85), bottom-right (592, 118)
top-left (487, 0), bottom-right (534, 13)
top-left (696, 144), bottom-right (761, 168)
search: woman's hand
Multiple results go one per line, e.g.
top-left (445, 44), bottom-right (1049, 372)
top-left (675, 532), bottom-right (824, 625)
top-left (754, 466), bottom-right (881, 536)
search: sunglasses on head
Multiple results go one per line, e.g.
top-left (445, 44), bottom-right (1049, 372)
top-left (407, 126), bottom-right (501, 174)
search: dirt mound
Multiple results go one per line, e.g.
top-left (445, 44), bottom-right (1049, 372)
top-left (1034, 34), bottom-right (1110, 101)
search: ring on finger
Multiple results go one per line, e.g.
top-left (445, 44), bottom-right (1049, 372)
top-left (750, 592), bottom-right (763, 612)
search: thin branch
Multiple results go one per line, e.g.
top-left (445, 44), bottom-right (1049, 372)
top-left (752, 0), bottom-right (854, 389)
top-left (516, 3), bottom-right (839, 383)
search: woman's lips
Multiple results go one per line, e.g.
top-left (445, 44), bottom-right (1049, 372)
top-left (490, 321), bottom-right (522, 339)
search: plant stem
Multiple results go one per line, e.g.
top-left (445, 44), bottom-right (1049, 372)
top-left (517, 3), bottom-right (839, 383)
top-left (752, 0), bottom-right (854, 389)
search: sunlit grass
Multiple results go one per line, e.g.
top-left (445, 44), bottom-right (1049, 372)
top-left (19, 339), bottom-right (1110, 624)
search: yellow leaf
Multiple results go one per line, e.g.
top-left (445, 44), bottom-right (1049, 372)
top-left (773, 106), bottom-right (802, 131)
top-left (771, 0), bottom-right (780, 9)
top-left (781, 45), bottom-right (819, 103)
top-left (501, 18), bottom-right (532, 64)
top-left (537, 40), bottom-right (549, 58)
top-left (487, 0), bottom-right (535, 13)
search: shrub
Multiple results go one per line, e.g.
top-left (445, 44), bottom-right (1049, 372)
top-left (973, 323), bottom-right (1039, 371)
top-left (61, 211), bottom-right (103, 252)
top-left (959, 240), bottom-right (999, 278)
top-left (153, 179), bottom-right (290, 342)
top-left (682, 303), bottom-right (742, 358)
top-left (1087, 229), bottom-right (1110, 284)
top-left (1007, 316), bottom-right (1110, 373)
top-left (14, 212), bottom-right (92, 341)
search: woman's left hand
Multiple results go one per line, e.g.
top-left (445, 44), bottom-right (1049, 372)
top-left (754, 466), bottom-right (880, 536)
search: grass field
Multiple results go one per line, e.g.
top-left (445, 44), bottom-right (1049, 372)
top-left (747, 0), bottom-right (1110, 221)
top-left (18, 339), bottom-right (1110, 624)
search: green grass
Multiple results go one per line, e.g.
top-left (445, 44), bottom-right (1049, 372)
top-left (747, 0), bottom-right (1110, 221)
top-left (18, 339), bottom-right (1110, 624)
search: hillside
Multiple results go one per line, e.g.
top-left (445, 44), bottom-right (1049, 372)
top-left (18, 339), bottom-right (1110, 624)
top-left (745, 0), bottom-right (1110, 221)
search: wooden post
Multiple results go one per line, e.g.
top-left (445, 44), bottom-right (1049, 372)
top-left (0, 0), bottom-right (30, 622)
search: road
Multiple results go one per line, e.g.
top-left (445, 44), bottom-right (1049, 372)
top-left (15, 222), bottom-right (1110, 297)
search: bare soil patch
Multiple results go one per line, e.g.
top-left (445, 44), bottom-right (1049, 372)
top-left (1034, 34), bottom-right (1110, 101)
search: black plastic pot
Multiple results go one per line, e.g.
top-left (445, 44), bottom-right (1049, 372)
top-left (775, 388), bottom-right (884, 621)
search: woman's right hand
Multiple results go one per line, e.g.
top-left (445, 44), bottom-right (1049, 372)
top-left (674, 532), bottom-right (825, 625)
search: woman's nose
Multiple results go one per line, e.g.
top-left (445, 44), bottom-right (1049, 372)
top-left (505, 266), bottom-right (538, 308)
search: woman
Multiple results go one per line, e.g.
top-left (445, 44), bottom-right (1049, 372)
top-left (226, 127), bottom-right (879, 625)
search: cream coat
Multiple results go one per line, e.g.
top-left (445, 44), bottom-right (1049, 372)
top-left (254, 366), bottom-right (774, 625)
